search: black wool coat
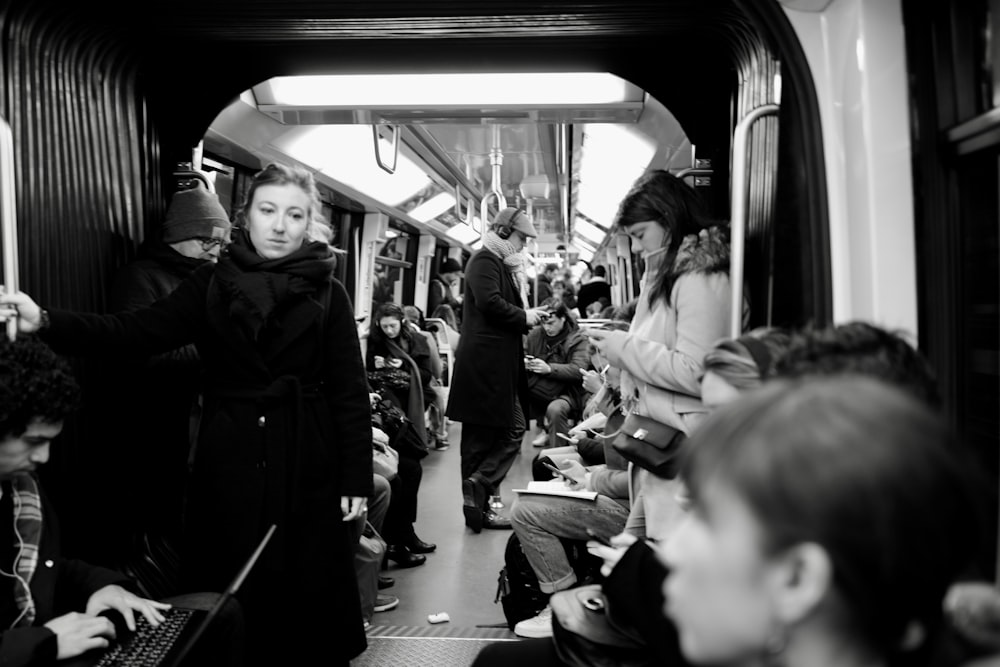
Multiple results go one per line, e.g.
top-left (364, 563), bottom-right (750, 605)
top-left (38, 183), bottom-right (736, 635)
top-left (43, 260), bottom-right (374, 663)
top-left (446, 249), bottom-right (530, 428)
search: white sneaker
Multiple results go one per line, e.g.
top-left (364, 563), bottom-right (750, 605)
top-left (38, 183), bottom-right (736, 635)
top-left (531, 432), bottom-right (549, 447)
top-left (514, 605), bottom-right (553, 638)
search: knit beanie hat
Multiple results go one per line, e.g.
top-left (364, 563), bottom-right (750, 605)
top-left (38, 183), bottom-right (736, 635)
top-left (161, 186), bottom-right (232, 244)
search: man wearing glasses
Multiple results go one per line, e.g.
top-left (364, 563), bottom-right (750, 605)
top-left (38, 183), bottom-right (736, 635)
top-left (106, 183), bottom-right (232, 551)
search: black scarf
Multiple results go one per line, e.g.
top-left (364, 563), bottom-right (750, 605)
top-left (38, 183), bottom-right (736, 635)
top-left (214, 229), bottom-right (336, 339)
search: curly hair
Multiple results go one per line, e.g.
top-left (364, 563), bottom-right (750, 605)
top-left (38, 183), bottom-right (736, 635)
top-left (773, 321), bottom-right (940, 408)
top-left (0, 335), bottom-right (80, 438)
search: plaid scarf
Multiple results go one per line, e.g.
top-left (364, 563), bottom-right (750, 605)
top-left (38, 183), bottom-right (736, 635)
top-left (5, 475), bottom-right (42, 627)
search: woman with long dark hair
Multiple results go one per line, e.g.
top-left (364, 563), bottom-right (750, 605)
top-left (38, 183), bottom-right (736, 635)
top-left (366, 302), bottom-right (437, 564)
top-left (587, 169), bottom-right (733, 542)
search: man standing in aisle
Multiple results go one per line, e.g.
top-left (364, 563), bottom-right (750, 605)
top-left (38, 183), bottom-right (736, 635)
top-left (446, 207), bottom-right (551, 533)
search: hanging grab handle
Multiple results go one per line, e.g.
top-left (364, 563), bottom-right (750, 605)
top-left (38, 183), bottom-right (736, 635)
top-left (729, 104), bottom-right (779, 338)
top-left (373, 124), bottom-right (399, 175)
top-left (0, 115), bottom-right (18, 341)
top-left (479, 190), bottom-right (507, 238)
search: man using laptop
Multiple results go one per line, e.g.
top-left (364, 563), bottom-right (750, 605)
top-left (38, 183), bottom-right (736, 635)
top-left (0, 334), bottom-right (240, 666)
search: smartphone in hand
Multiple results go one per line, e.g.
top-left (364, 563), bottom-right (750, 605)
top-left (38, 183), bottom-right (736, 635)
top-left (542, 461), bottom-right (576, 483)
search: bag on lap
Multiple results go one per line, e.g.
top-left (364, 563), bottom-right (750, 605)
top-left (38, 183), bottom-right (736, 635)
top-left (550, 583), bottom-right (652, 667)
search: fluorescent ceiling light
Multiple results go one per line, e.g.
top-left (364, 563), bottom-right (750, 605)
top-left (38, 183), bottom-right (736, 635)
top-left (574, 217), bottom-right (607, 246)
top-left (255, 73), bottom-right (641, 108)
top-left (408, 192), bottom-right (456, 223)
top-left (576, 124), bottom-right (656, 225)
top-left (270, 125), bottom-right (430, 206)
top-left (385, 229), bottom-right (399, 239)
top-left (446, 223), bottom-right (480, 245)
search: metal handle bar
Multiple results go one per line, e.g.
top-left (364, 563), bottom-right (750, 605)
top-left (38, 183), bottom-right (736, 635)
top-left (730, 104), bottom-right (779, 338)
top-left (373, 124), bottom-right (399, 175)
top-left (0, 115), bottom-right (18, 341)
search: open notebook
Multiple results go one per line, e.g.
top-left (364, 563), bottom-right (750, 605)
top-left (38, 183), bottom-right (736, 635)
top-left (512, 480), bottom-right (598, 501)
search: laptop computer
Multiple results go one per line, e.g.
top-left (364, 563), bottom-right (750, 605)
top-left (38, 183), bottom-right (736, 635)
top-left (92, 523), bottom-right (276, 667)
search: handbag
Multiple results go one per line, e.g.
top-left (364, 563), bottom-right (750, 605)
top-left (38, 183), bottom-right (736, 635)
top-left (611, 412), bottom-right (686, 479)
top-left (549, 584), bottom-right (651, 667)
top-left (368, 366), bottom-right (410, 392)
top-left (372, 440), bottom-right (399, 480)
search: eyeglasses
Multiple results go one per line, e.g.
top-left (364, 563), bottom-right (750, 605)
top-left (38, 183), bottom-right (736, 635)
top-left (194, 237), bottom-right (227, 250)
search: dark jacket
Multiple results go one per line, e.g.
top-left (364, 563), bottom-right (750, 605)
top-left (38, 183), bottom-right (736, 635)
top-left (427, 276), bottom-right (462, 325)
top-left (43, 259), bottom-right (373, 663)
top-left (366, 330), bottom-right (434, 442)
top-left (0, 478), bottom-right (133, 667)
top-left (576, 277), bottom-right (612, 317)
top-left (447, 249), bottom-right (530, 428)
top-left (523, 324), bottom-right (590, 411)
top-left (534, 273), bottom-right (553, 307)
top-left (107, 239), bottom-right (208, 540)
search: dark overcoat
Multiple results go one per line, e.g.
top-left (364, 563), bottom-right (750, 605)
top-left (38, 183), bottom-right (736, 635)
top-left (44, 260), bottom-right (373, 664)
top-left (446, 249), bottom-right (530, 428)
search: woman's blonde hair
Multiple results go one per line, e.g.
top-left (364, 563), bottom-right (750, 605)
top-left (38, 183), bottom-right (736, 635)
top-left (235, 162), bottom-right (327, 238)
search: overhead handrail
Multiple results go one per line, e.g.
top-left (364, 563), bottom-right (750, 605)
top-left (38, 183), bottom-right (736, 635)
top-left (674, 167), bottom-right (713, 179)
top-left (373, 124), bottom-right (399, 175)
top-left (0, 115), bottom-right (18, 341)
top-left (479, 125), bottom-right (507, 239)
top-left (729, 103), bottom-right (779, 338)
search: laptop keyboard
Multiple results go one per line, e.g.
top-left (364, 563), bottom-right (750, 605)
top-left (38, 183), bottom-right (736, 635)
top-left (95, 606), bottom-right (197, 667)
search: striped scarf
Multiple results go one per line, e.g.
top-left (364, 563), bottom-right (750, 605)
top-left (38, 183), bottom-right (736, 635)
top-left (5, 475), bottom-right (42, 627)
top-left (482, 231), bottom-right (530, 307)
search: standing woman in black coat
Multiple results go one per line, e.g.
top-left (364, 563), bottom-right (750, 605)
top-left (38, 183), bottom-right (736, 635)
top-left (446, 207), bottom-right (551, 533)
top-left (0, 162), bottom-right (373, 667)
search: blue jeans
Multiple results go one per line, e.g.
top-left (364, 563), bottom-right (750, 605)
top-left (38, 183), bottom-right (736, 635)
top-left (510, 493), bottom-right (629, 593)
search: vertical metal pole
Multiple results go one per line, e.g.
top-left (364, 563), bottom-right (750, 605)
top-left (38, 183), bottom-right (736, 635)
top-left (729, 104), bottom-right (779, 338)
top-left (0, 116), bottom-right (19, 341)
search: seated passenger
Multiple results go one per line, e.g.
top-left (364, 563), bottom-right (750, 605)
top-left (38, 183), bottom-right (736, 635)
top-left (524, 301), bottom-right (591, 449)
top-left (365, 303), bottom-right (436, 566)
top-left (402, 304), bottom-right (449, 451)
top-left (0, 335), bottom-right (243, 667)
top-left (508, 329), bottom-right (789, 640)
top-left (659, 375), bottom-right (982, 667)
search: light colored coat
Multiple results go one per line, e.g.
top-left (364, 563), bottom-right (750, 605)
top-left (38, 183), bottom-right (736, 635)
top-left (600, 227), bottom-right (733, 541)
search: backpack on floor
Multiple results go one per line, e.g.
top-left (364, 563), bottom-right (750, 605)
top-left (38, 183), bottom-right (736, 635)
top-left (495, 533), bottom-right (605, 631)
top-left (495, 533), bottom-right (549, 630)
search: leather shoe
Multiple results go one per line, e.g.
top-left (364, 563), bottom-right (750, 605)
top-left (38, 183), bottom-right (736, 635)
top-left (378, 575), bottom-right (394, 590)
top-left (483, 510), bottom-right (513, 530)
top-left (406, 536), bottom-right (437, 554)
top-left (385, 545), bottom-right (427, 568)
top-left (462, 478), bottom-right (485, 533)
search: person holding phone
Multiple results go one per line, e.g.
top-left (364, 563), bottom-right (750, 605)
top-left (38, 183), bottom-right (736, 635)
top-left (446, 207), bottom-right (551, 533)
top-left (523, 301), bottom-right (591, 449)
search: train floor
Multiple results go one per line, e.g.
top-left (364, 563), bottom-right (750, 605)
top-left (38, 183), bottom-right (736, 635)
top-left (352, 417), bottom-right (541, 666)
